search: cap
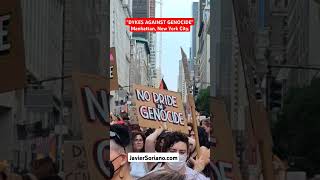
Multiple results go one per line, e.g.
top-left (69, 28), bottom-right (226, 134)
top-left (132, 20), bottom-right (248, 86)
top-left (110, 124), bottom-right (130, 148)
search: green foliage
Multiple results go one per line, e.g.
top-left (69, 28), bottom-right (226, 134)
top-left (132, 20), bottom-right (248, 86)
top-left (273, 78), bottom-right (320, 177)
top-left (195, 87), bottom-right (210, 116)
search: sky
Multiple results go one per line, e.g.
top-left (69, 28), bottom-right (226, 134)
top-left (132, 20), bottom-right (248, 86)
top-left (156, 0), bottom-right (196, 91)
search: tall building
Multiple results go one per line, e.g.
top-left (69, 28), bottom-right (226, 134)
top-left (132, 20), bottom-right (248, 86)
top-left (132, 0), bottom-right (149, 39)
top-left (286, 0), bottom-right (320, 87)
top-left (63, 0), bottom-right (109, 138)
top-left (191, 2), bottom-right (199, 62)
top-left (149, 0), bottom-right (157, 86)
top-left (197, 0), bottom-right (211, 91)
top-left (109, 0), bottom-right (132, 114)
top-left (130, 37), bottom-right (151, 87)
top-left (155, 68), bottom-right (162, 88)
top-left (191, 2), bottom-right (199, 96)
top-left (210, 0), bottom-right (232, 112)
top-left (178, 60), bottom-right (187, 103)
top-left (132, 0), bottom-right (157, 87)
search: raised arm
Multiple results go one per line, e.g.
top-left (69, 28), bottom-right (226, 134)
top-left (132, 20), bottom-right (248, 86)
top-left (145, 127), bottom-right (164, 152)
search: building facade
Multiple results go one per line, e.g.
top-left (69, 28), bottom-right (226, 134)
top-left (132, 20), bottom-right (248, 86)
top-left (178, 59), bottom-right (188, 103)
top-left (109, 0), bottom-right (132, 114)
top-left (286, 0), bottom-right (320, 87)
top-left (0, 0), bottom-right (64, 171)
top-left (197, 0), bottom-right (211, 92)
top-left (130, 37), bottom-right (151, 87)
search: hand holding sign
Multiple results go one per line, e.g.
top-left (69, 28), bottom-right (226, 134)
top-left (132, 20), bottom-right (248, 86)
top-left (157, 120), bottom-right (167, 131)
top-left (193, 146), bottom-right (210, 172)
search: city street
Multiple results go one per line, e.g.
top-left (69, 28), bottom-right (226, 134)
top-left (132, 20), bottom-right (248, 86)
top-left (1, 0), bottom-right (320, 180)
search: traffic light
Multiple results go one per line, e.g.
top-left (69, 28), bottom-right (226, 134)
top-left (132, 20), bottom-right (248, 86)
top-left (189, 85), bottom-right (193, 94)
top-left (193, 86), bottom-right (199, 96)
top-left (269, 78), bottom-right (282, 111)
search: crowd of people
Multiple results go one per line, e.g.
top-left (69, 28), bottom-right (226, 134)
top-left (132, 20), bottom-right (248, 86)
top-left (110, 112), bottom-right (214, 180)
top-left (0, 112), bottom-right (213, 180)
top-left (0, 157), bottom-right (62, 180)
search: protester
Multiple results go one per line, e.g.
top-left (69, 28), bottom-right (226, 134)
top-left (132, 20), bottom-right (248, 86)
top-left (110, 124), bottom-right (133, 180)
top-left (0, 161), bottom-right (7, 180)
top-left (129, 124), bottom-right (143, 132)
top-left (186, 126), bottom-right (211, 178)
top-left (200, 119), bottom-right (211, 138)
top-left (132, 131), bottom-right (146, 152)
top-left (0, 172), bottom-right (6, 180)
top-left (110, 112), bottom-right (117, 125)
top-left (18, 157), bottom-right (61, 180)
top-left (115, 115), bottom-right (126, 125)
top-left (145, 125), bottom-right (171, 153)
top-left (151, 131), bottom-right (209, 180)
top-left (145, 123), bottom-right (197, 172)
top-left (187, 123), bottom-right (195, 139)
top-left (130, 131), bottom-right (148, 179)
top-left (138, 170), bottom-right (186, 180)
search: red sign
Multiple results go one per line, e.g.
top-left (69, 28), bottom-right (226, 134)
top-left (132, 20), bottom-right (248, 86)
top-left (125, 18), bottom-right (194, 32)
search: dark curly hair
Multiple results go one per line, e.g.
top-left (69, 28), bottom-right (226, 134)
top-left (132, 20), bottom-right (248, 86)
top-left (162, 131), bottom-right (189, 153)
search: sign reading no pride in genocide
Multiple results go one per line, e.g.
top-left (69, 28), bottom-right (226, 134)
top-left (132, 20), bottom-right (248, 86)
top-left (132, 84), bottom-right (188, 134)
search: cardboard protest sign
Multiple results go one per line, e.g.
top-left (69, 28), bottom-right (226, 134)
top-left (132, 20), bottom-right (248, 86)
top-left (210, 97), bottom-right (243, 180)
top-left (73, 73), bottom-right (110, 180)
top-left (0, 0), bottom-right (26, 93)
top-left (132, 84), bottom-right (188, 134)
top-left (187, 94), bottom-right (200, 158)
top-left (249, 96), bottom-right (275, 180)
top-left (110, 47), bottom-right (119, 90)
top-left (64, 141), bottom-right (90, 180)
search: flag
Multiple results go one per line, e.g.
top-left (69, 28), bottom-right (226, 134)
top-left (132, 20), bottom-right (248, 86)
top-left (159, 78), bottom-right (168, 90)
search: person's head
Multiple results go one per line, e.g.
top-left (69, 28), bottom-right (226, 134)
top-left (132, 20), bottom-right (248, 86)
top-left (0, 172), bottom-right (7, 180)
top-left (129, 124), bottom-right (142, 132)
top-left (132, 131), bottom-right (146, 152)
top-left (163, 132), bottom-right (189, 171)
top-left (30, 157), bottom-right (57, 179)
top-left (137, 170), bottom-right (186, 180)
top-left (155, 131), bottom-right (170, 152)
top-left (200, 119), bottom-right (211, 135)
top-left (187, 123), bottom-right (195, 139)
top-left (198, 126), bottom-right (210, 148)
top-left (163, 131), bottom-right (189, 154)
top-left (110, 124), bottom-right (131, 180)
top-left (0, 161), bottom-right (8, 180)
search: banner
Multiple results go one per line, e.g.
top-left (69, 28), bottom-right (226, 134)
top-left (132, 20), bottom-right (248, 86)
top-left (110, 47), bottom-right (119, 90)
top-left (0, 0), bottom-right (26, 93)
top-left (64, 141), bottom-right (90, 180)
top-left (210, 97), bottom-right (242, 180)
top-left (132, 84), bottom-right (188, 134)
top-left (73, 73), bottom-right (110, 180)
